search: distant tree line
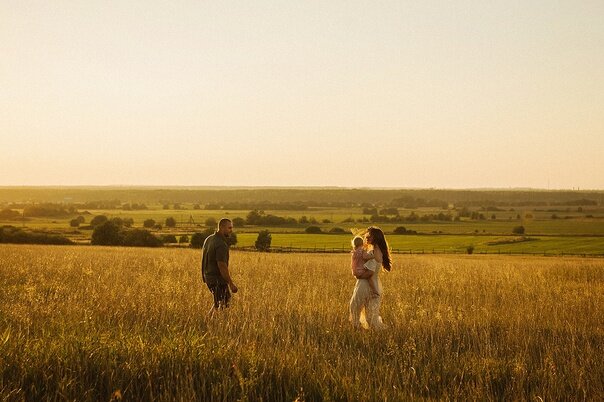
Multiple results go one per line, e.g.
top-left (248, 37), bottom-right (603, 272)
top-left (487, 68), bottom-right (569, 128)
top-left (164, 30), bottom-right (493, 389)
top-left (0, 209), bottom-right (21, 220)
top-left (0, 226), bottom-right (72, 245)
top-left (245, 210), bottom-right (298, 226)
top-left (388, 196), bottom-right (449, 209)
top-left (21, 204), bottom-right (77, 218)
top-left (368, 211), bottom-right (455, 223)
top-left (454, 198), bottom-right (599, 208)
top-left (551, 198), bottom-right (598, 206)
top-left (205, 202), bottom-right (309, 211)
top-left (2, 193), bottom-right (601, 219)
top-left (393, 227), bottom-right (418, 234)
top-left (2, 188), bottom-right (603, 207)
top-left (79, 200), bottom-right (122, 209)
top-left (121, 203), bottom-right (148, 210)
top-left (216, 210), bottom-right (464, 227)
top-left (79, 200), bottom-right (150, 210)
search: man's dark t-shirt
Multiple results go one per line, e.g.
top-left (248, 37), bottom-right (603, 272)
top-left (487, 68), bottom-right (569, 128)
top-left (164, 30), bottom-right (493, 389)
top-left (201, 232), bottom-right (230, 285)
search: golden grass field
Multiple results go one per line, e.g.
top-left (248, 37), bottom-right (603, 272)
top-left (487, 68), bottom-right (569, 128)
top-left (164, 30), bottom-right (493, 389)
top-left (1, 244), bottom-right (603, 401)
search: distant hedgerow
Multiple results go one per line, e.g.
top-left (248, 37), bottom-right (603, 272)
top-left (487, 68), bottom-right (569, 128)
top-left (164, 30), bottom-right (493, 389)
top-left (0, 225), bottom-right (72, 245)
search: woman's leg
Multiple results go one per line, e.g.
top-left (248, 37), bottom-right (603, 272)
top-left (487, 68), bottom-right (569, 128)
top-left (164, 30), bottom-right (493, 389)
top-left (366, 295), bottom-right (384, 329)
top-left (350, 280), bottom-right (372, 329)
top-left (350, 280), bottom-right (370, 328)
top-left (349, 288), bottom-right (362, 328)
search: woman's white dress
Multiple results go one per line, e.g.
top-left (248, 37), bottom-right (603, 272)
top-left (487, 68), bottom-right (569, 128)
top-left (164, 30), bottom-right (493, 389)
top-left (349, 254), bottom-right (384, 329)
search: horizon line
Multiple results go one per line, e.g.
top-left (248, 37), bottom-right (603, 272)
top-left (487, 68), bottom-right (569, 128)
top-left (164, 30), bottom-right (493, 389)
top-left (0, 185), bottom-right (602, 192)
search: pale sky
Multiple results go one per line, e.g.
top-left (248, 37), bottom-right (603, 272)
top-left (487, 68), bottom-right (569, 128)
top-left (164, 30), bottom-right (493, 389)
top-left (1, 1), bottom-right (603, 189)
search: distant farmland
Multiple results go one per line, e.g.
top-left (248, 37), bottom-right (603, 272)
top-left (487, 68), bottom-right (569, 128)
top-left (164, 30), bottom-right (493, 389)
top-left (1, 187), bottom-right (603, 255)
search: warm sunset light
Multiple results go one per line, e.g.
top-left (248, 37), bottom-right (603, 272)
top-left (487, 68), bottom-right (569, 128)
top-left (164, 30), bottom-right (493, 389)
top-left (2, 3), bottom-right (604, 400)
top-left (2, 1), bottom-right (602, 188)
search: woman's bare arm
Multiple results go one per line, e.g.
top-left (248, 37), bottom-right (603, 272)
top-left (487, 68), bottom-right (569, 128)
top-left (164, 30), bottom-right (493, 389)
top-left (372, 246), bottom-right (383, 265)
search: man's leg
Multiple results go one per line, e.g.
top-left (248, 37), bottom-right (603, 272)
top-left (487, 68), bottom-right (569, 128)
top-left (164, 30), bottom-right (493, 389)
top-left (215, 283), bottom-right (231, 309)
top-left (208, 283), bottom-right (231, 311)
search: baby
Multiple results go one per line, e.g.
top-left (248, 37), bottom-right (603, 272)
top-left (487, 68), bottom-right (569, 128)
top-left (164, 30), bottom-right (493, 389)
top-left (350, 235), bottom-right (379, 296)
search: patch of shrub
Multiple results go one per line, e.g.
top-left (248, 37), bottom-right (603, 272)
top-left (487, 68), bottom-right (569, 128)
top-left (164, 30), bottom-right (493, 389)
top-left (91, 221), bottom-right (121, 246)
top-left (161, 234), bottom-right (178, 243)
top-left (190, 228), bottom-right (215, 248)
top-left (393, 226), bottom-right (417, 235)
top-left (227, 232), bottom-right (238, 246)
top-left (362, 207), bottom-right (378, 215)
top-left (232, 217), bottom-right (245, 227)
top-left (255, 230), bottom-right (272, 251)
top-left (110, 217), bottom-right (124, 226)
top-left (512, 226), bottom-right (525, 235)
top-left (90, 215), bottom-right (109, 227)
top-left (91, 222), bottom-right (163, 247)
top-left (328, 227), bottom-right (346, 234)
top-left (305, 226), bottom-right (322, 234)
top-left (122, 229), bottom-right (163, 247)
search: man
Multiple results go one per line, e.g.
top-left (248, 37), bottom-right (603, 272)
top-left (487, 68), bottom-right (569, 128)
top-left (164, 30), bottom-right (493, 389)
top-left (201, 218), bottom-right (238, 312)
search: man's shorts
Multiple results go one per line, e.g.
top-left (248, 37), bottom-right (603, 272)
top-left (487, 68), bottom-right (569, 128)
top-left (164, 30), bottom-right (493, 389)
top-left (207, 282), bottom-right (231, 309)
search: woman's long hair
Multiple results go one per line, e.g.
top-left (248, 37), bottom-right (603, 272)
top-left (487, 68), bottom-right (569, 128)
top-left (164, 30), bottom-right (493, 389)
top-left (367, 226), bottom-right (392, 271)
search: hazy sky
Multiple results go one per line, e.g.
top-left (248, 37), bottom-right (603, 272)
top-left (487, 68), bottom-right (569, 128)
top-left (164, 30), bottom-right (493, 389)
top-left (2, 1), bottom-right (603, 189)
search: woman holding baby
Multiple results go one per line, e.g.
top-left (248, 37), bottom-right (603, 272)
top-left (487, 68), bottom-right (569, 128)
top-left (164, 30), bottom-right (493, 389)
top-left (349, 226), bottom-right (392, 329)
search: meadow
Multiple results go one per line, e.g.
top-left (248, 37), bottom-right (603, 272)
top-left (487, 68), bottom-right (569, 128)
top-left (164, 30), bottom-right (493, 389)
top-left (1, 244), bottom-right (603, 400)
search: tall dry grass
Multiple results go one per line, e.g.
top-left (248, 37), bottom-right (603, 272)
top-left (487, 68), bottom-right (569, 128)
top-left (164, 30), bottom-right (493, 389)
top-left (1, 244), bottom-right (603, 401)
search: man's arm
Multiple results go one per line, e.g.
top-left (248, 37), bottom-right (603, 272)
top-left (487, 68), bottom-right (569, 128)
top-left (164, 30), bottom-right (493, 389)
top-left (218, 261), bottom-right (238, 293)
top-left (201, 252), bottom-right (206, 283)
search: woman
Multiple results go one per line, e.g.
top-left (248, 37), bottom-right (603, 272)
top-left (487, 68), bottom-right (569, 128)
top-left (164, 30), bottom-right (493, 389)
top-left (349, 226), bottom-right (392, 329)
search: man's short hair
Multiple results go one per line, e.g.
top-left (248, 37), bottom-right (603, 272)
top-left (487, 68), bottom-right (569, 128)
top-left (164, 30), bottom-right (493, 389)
top-left (218, 218), bottom-right (232, 229)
